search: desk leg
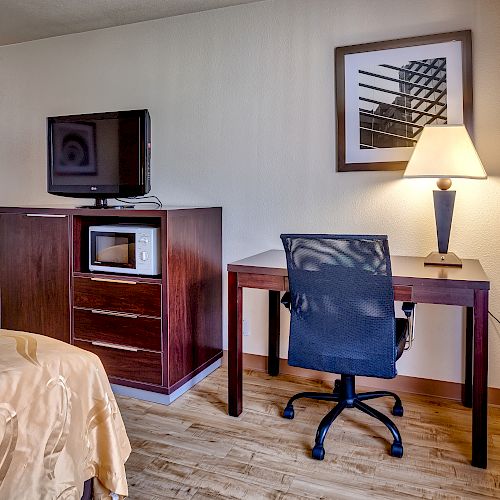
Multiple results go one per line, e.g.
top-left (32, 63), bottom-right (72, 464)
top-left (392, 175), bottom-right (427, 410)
top-left (268, 291), bottom-right (281, 376)
top-left (472, 289), bottom-right (488, 468)
top-left (228, 271), bottom-right (243, 417)
top-left (462, 306), bottom-right (473, 408)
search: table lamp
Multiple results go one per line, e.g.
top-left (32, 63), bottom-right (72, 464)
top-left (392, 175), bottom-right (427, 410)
top-left (403, 124), bottom-right (486, 267)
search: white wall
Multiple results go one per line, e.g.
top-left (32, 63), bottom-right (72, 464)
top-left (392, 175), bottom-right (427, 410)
top-left (1, 0), bottom-right (500, 386)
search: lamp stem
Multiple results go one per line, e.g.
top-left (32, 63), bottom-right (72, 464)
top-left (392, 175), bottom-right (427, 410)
top-left (433, 189), bottom-right (455, 254)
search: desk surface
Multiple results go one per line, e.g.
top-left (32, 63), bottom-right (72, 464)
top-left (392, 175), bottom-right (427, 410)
top-left (228, 250), bottom-right (489, 289)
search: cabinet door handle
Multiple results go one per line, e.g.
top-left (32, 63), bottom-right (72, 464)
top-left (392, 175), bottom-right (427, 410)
top-left (91, 309), bottom-right (138, 319)
top-left (26, 213), bottom-right (67, 218)
top-left (91, 341), bottom-right (138, 352)
top-left (90, 277), bottom-right (137, 285)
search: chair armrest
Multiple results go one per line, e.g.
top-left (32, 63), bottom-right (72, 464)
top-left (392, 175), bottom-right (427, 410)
top-left (281, 291), bottom-right (291, 310)
top-left (402, 302), bottom-right (415, 318)
top-left (401, 302), bottom-right (416, 350)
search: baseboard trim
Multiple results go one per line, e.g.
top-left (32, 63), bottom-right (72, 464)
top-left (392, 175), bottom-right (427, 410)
top-left (223, 351), bottom-right (500, 406)
top-left (112, 359), bottom-right (222, 405)
top-left (169, 351), bottom-right (223, 393)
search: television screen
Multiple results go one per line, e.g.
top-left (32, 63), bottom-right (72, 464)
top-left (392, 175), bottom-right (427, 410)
top-left (47, 109), bottom-right (150, 201)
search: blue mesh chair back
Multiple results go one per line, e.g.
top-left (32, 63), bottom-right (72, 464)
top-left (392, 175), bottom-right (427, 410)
top-left (281, 234), bottom-right (397, 379)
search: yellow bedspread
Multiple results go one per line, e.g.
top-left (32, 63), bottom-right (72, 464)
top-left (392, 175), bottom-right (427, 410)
top-left (0, 329), bottom-right (131, 499)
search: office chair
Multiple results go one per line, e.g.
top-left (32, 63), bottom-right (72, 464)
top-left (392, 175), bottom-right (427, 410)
top-left (280, 234), bottom-right (414, 459)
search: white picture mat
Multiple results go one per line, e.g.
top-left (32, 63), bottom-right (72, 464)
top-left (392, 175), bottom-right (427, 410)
top-left (344, 40), bottom-right (463, 164)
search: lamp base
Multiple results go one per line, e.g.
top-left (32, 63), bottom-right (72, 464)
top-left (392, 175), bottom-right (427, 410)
top-left (424, 251), bottom-right (462, 267)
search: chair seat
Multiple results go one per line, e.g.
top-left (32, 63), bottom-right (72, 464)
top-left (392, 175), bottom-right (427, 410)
top-left (396, 318), bottom-right (409, 360)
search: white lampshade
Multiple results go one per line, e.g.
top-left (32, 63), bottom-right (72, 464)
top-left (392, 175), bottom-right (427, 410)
top-left (404, 124), bottom-right (487, 179)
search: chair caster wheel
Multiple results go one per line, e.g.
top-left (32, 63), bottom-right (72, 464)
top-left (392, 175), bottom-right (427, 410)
top-left (390, 442), bottom-right (403, 458)
top-left (392, 404), bottom-right (404, 417)
top-left (312, 445), bottom-right (325, 460)
top-left (283, 405), bottom-right (294, 419)
top-left (333, 379), bottom-right (341, 393)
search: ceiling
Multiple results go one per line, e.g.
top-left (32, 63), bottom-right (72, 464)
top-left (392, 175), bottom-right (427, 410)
top-left (0, 0), bottom-right (263, 46)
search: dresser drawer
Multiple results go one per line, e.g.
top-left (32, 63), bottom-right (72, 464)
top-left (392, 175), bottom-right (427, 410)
top-left (73, 308), bottom-right (162, 351)
top-left (74, 339), bottom-right (163, 385)
top-left (73, 276), bottom-right (161, 317)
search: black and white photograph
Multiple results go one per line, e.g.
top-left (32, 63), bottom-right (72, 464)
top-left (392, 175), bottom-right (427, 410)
top-left (358, 56), bottom-right (447, 150)
top-left (336, 31), bottom-right (472, 171)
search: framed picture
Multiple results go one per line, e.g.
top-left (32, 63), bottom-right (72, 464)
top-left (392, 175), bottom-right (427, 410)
top-left (335, 31), bottom-right (472, 172)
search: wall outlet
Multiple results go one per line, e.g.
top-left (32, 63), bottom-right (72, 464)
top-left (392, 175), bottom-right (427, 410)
top-left (243, 319), bottom-right (251, 337)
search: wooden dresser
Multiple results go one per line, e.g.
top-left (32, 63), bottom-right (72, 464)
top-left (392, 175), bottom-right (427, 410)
top-left (0, 206), bottom-right (222, 397)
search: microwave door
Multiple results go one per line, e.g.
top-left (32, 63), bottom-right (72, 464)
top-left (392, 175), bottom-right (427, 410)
top-left (91, 232), bottom-right (136, 269)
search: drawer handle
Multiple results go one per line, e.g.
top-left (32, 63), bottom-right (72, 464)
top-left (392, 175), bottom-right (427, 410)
top-left (91, 309), bottom-right (138, 319)
top-left (90, 277), bottom-right (137, 285)
top-left (26, 213), bottom-right (67, 218)
top-left (91, 341), bottom-right (138, 352)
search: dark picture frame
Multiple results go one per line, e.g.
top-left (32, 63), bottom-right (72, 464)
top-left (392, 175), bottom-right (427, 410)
top-left (335, 30), bottom-right (472, 172)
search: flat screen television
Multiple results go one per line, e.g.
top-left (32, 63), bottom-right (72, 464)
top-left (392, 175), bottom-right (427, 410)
top-left (47, 109), bottom-right (151, 208)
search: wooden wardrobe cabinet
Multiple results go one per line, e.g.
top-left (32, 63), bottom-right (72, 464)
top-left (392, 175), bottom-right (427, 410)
top-left (0, 212), bottom-right (70, 342)
top-left (0, 206), bottom-right (222, 397)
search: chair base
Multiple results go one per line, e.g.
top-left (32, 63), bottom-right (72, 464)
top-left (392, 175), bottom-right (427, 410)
top-left (283, 374), bottom-right (404, 459)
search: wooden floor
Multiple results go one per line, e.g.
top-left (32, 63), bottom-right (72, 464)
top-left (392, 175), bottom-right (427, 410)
top-left (118, 367), bottom-right (500, 499)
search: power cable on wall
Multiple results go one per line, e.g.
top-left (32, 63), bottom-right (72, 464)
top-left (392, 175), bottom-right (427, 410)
top-left (489, 311), bottom-right (500, 325)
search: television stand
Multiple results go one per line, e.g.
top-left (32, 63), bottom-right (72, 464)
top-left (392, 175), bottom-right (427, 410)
top-left (0, 205), bottom-right (222, 404)
top-left (78, 198), bottom-right (134, 210)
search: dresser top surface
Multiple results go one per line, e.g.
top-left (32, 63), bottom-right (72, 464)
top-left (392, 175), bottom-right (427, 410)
top-left (0, 205), bottom-right (220, 216)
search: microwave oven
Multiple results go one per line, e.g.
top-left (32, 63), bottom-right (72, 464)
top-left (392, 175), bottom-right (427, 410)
top-left (89, 225), bottom-right (161, 276)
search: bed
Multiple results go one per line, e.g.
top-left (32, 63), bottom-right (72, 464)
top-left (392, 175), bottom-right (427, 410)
top-left (0, 329), bottom-right (131, 499)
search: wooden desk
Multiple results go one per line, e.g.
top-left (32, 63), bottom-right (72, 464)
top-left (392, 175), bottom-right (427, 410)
top-left (227, 250), bottom-right (490, 468)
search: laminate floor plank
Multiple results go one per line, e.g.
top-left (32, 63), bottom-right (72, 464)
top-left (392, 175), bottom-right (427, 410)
top-left (119, 367), bottom-right (500, 499)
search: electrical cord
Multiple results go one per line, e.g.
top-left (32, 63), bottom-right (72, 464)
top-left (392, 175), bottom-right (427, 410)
top-left (114, 195), bottom-right (163, 208)
top-left (488, 311), bottom-right (500, 325)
